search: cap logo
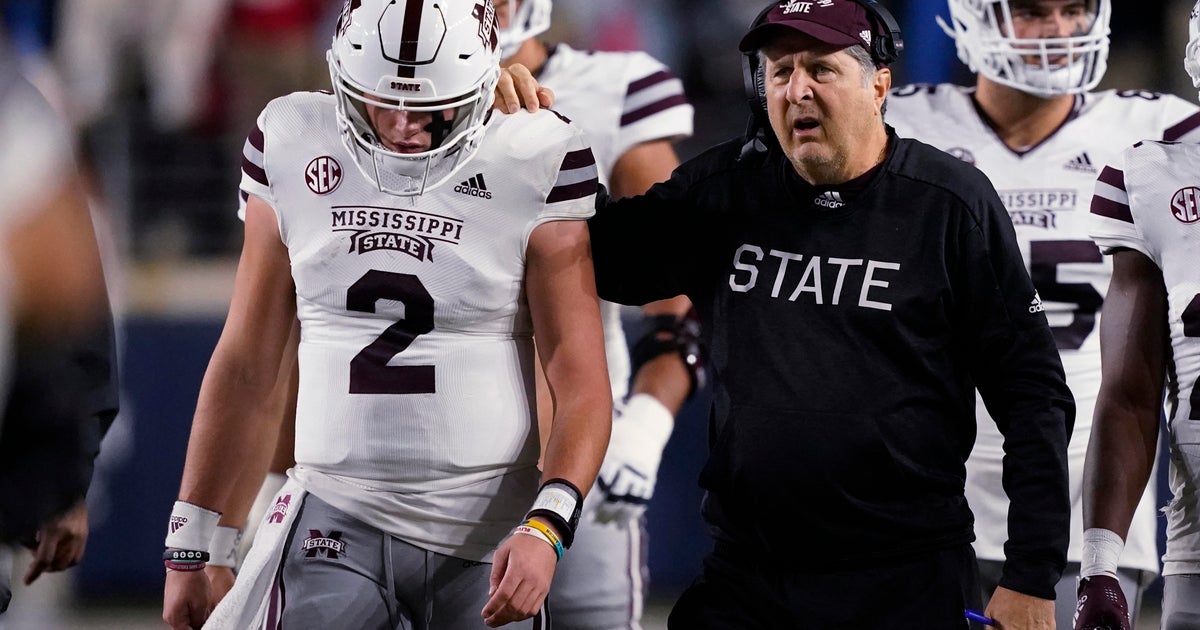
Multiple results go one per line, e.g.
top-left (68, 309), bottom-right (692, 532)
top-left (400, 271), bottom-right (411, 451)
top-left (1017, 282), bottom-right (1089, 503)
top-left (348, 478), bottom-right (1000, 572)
top-left (816, 0), bottom-right (834, 5)
top-left (781, 1), bottom-right (813, 14)
top-left (860, 30), bottom-right (872, 45)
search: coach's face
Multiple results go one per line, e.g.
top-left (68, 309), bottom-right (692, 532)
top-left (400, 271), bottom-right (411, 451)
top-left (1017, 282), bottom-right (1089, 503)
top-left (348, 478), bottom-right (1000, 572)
top-left (761, 32), bottom-right (890, 185)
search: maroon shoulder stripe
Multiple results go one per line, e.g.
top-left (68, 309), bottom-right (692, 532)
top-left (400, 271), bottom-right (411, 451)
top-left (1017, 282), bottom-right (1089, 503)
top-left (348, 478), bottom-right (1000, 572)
top-left (1090, 195), bottom-right (1133, 224)
top-left (1097, 165), bottom-right (1126, 191)
top-left (1164, 111), bottom-right (1200, 142)
top-left (621, 94), bottom-right (688, 126)
top-left (249, 124), bottom-right (265, 153)
top-left (547, 178), bottom-right (599, 203)
top-left (561, 148), bottom-right (595, 170)
top-left (626, 70), bottom-right (674, 96)
top-left (242, 155), bottom-right (269, 187)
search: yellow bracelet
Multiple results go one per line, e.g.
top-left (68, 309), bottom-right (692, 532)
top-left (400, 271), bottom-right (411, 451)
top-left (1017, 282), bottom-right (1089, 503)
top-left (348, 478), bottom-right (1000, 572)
top-left (521, 519), bottom-right (564, 559)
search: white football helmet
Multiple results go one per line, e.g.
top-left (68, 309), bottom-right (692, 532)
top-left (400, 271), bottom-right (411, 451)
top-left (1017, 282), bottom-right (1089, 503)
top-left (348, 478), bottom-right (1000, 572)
top-left (1186, 1), bottom-right (1200, 101)
top-left (328, 0), bottom-right (501, 196)
top-left (496, 0), bottom-right (551, 59)
top-left (938, 0), bottom-right (1110, 97)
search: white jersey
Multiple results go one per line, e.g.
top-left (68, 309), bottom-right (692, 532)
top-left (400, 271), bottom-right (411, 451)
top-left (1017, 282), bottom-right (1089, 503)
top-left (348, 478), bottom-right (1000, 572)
top-left (1091, 141), bottom-right (1200, 575)
top-left (539, 44), bottom-right (692, 401)
top-left (238, 92), bottom-right (599, 561)
top-left (0, 56), bottom-right (75, 420)
top-left (888, 83), bottom-right (1200, 571)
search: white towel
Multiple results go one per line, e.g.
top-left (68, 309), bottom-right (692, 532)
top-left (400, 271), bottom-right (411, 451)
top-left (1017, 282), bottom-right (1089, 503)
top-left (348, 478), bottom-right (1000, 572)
top-left (205, 477), bottom-right (306, 629)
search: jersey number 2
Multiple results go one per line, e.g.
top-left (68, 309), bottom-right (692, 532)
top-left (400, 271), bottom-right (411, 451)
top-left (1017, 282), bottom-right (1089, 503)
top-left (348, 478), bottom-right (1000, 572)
top-left (347, 270), bottom-right (435, 394)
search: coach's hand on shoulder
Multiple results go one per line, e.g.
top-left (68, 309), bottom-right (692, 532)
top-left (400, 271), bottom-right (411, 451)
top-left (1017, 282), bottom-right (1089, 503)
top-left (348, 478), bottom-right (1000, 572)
top-left (985, 585), bottom-right (1054, 629)
top-left (482, 525), bottom-right (559, 627)
top-left (494, 63), bottom-right (554, 114)
top-left (1073, 575), bottom-right (1130, 630)
top-left (163, 569), bottom-right (212, 630)
top-left (592, 393), bottom-right (674, 525)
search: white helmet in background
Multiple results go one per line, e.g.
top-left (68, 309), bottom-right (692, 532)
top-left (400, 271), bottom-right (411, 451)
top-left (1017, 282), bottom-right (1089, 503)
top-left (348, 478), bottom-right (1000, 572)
top-left (497, 0), bottom-right (552, 59)
top-left (328, 0), bottom-right (501, 196)
top-left (1185, 1), bottom-right (1200, 101)
top-left (938, 0), bottom-right (1111, 97)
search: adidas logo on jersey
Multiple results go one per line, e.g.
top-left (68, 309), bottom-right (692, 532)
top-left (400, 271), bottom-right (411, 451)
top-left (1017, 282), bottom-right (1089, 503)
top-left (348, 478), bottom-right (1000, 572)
top-left (813, 191), bottom-right (845, 209)
top-left (454, 173), bottom-right (493, 199)
top-left (1064, 152), bottom-right (1096, 173)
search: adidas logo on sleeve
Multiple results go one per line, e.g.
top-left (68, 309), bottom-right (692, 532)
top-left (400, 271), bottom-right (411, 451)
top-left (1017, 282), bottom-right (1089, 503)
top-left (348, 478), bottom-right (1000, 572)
top-left (454, 173), bottom-right (493, 199)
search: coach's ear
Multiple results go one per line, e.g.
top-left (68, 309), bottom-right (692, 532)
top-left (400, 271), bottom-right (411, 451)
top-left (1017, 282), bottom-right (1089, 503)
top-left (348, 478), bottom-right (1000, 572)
top-left (495, 63), bottom-right (555, 114)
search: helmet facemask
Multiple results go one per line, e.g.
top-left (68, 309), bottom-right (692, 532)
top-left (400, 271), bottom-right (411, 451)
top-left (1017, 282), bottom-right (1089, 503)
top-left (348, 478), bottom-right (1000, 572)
top-left (939, 0), bottom-right (1111, 97)
top-left (496, 0), bottom-right (552, 59)
top-left (1186, 1), bottom-right (1200, 101)
top-left (328, 0), bottom-right (501, 196)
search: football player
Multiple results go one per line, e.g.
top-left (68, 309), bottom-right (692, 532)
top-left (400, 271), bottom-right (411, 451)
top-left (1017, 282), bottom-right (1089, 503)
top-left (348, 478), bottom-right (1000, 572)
top-left (497, 2), bottom-right (699, 629)
top-left (1077, 3), bottom-right (1200, 627)
top-left (160, 1), bottom-right (611, 628)
top-left (886, 1), bottom-right (1200, 626)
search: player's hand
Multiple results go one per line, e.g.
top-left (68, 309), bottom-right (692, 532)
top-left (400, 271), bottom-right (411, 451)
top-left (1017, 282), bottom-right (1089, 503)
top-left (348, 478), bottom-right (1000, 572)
top-left (482, 526), bottom-right (558, 627)
top-left (163, 569), bottom-right (212, 630)
top-left (23, 499), bottom-right (88, 585)
top-left (985, 585), bottom-right (1054, 629)
top-left (494, 63), bottom-right (554, 114)
top-left (206, 565), bottom-right (237, 605)
top-left (1073, 575), bottom-right (1130, 630)
top-left (593, 393), bottom-right (674, 525)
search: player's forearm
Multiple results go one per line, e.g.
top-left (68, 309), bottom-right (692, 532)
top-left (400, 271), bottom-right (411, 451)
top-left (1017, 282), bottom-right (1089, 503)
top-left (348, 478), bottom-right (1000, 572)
top-left (177, 347), bottom-right (283, 512)
top-left (1081, 404), bottom-right (1159, 537)
top-left (540, 389), bottom-right (611, 497)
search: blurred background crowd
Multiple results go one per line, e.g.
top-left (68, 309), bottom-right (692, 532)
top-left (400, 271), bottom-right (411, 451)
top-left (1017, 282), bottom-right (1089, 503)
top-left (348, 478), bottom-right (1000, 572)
top-left (0, 0), bottom-right (1195, 627)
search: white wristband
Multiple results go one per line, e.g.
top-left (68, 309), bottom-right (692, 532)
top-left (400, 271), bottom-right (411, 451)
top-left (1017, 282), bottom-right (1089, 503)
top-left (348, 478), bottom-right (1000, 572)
top-left (1080, 527), bottom-right (1124, 578)
top-left (207, 525), bottom-right (244, 568)
top-left (164, 501), bottom-right (221, 552)
top-left (623, 393), bottom-right (675, 443)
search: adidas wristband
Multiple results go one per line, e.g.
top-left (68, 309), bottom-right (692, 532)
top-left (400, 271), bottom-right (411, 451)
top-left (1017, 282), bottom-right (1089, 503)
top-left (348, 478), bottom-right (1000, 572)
top-left (164, 501), bottom-right (221, 553)
top-left (525, 479), bottom-right (582, 548)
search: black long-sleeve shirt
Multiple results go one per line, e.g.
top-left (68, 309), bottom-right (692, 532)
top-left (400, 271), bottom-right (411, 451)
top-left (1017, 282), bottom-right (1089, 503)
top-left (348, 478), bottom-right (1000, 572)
top-left (588, 129), bottom-right (1074, 599)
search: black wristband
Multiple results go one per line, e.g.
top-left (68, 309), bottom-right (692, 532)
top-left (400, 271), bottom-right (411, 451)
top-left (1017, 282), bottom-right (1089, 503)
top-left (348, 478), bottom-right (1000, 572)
top-left (630, 309), bottom-right (706, 398)
top-left (525, 478), bottom-right (582, 548)
top-left (162, 548), bottom-right (210, 563)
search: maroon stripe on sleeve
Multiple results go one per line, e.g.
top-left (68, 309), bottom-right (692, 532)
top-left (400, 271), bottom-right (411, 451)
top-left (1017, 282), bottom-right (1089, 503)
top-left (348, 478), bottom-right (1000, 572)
top-left (1164, 111), bottom-right (1200, 141)
top-left (621, 94), bottom-right (689, 126)
top-left (1090, 195), bottom-right (1133, 224)
top-left (547, 178), bottom-right (599, 203)
top-left (1097, 165), bottom-right (1126, 191)
top-left (626, 70), bottom-right (673, 96)
top-left (249, 124), bottom-right (265, 153)
top-left (561, 148), bottom-right (595, 170)
top-left (242, 155), bottom-right (269, 187)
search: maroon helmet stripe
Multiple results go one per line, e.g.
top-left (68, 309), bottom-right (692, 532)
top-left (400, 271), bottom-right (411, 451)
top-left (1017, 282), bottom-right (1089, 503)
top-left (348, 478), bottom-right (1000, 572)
top-left (1089, 195), bottom-right (1133, 224)
top-left (396, 0), bottom-right (425, 79)
top-left (547, 178), bottom-right (599, 203)
top-left (621, 94), bottom-right (688, 126)
top-left (625, 70), bottom-right (674, 96)
top-left (1097, 165), bottom-right (1126, 192)
top-left (1164, 111), bottom-right (1200, 142)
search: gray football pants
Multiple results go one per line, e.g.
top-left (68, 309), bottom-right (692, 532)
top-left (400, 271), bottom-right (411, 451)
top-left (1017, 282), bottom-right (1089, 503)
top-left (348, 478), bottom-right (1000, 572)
top-left (1163, 574), bottom-right (1200, 630)
top-left (270, 492), bottom-right (546, 630)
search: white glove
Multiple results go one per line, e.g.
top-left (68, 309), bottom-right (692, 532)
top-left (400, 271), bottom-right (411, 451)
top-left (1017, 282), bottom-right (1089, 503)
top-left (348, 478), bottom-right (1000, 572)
top-left (592, 393), bottom-right (675, 525)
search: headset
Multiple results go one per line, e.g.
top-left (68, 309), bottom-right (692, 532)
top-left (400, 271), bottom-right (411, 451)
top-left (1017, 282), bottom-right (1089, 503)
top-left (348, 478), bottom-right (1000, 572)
top-left (739, 0), bottom-right (903, 156)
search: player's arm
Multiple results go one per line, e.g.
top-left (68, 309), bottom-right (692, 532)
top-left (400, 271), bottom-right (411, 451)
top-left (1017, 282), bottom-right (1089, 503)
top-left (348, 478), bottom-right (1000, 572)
top-left (163, 194), bottom-right (296, 630)
top-left (205, 319), bottom-right (300, 601)
top-left (483, 218), bottom-right (611, 627)
top-left (1072, 248), bottom-right (1167, 630)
